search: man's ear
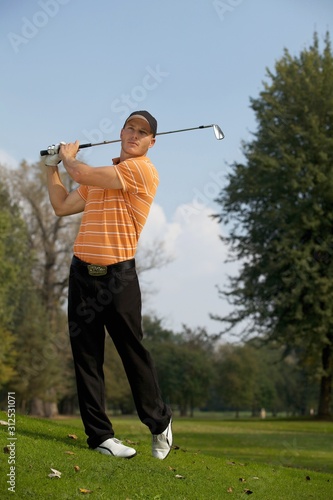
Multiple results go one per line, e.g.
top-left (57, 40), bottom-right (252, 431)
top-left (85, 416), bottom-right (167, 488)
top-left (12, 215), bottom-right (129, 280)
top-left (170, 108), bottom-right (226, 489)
top-left (148, 137), bottom-right (156, 149)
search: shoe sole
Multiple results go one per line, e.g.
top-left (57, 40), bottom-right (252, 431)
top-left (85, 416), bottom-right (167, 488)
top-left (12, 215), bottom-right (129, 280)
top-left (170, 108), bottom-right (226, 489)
top-left (95, 447), bottom-right (137, 459)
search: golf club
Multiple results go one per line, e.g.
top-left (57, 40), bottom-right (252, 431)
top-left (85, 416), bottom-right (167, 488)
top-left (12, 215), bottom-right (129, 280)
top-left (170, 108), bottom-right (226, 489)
top-left (40, 124), bottom-right (224, 156)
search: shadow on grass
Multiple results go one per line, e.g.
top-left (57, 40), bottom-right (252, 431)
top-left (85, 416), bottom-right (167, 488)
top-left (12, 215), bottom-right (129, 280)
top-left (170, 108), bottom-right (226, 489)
top-left (16, 416), bottom-right (88, 450)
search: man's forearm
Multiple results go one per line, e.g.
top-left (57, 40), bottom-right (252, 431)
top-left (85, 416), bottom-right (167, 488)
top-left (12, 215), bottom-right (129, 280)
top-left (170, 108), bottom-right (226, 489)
top-left (59, 142), bottom-right (122, 189)
top-left (62, 157), bottom-right (91, 185)
top-left (62, 157), bottom-right (122, 189)
top-left (47, 166), bottom-right (69, 214)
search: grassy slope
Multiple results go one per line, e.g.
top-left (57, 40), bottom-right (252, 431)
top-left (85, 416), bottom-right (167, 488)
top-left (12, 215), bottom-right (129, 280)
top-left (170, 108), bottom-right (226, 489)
top-left (0, 412), bottom-right (332, 499)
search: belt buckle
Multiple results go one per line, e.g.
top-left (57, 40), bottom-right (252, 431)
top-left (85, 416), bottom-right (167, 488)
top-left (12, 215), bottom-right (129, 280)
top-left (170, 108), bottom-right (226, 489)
top-left (87, 264), bottom-right (107, 276)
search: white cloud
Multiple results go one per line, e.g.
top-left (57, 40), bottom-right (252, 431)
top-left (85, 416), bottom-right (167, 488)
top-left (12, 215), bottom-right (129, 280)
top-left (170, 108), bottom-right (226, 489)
top-left (0, 149), bottom-right (19, 169)
top-left (139, 202), bottom-right (239, 334)
top-left (140, 202), bottom-right (181, 257)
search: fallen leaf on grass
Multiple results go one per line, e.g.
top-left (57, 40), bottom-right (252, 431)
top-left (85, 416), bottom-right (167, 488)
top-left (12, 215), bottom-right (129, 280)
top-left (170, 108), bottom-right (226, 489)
top-left (68, 434), bottom-right (78, 440)
top-left (79, 488), bottom-right (93, 494)
top-left (3, 446), bottom-right (10, 454)
top-left (65, 451), bottom-right (75, 455)
top-left (227, 487), bottom-right (233, 493)
top-left (168, 466), bottom-right (176, 471)
top-left (0, 420), bottom-right (8, 426)
top-left (48, 468), bottom-right (62, 479)
top-left (175, 474), bottom-right (185, 480)
top-left (306, 475), bottom-right (311, 481)
top-left (244, 489), bottom-right (253, 495)
top-left (74, 465), bottom-right (80, 472)
top-left (239, 478), bottom-right (246, 482)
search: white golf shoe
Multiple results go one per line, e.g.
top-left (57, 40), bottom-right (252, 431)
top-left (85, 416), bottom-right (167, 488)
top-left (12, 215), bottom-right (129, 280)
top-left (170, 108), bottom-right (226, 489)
top-left (94, 438), bottom-right (136, 458)
top-left (152, 419), bottom-right (173, 459)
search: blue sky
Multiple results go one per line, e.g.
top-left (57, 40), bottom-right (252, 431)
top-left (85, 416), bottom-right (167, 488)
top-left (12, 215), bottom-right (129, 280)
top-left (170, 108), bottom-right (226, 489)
top-left (1, 0), bottom-right (332, 336)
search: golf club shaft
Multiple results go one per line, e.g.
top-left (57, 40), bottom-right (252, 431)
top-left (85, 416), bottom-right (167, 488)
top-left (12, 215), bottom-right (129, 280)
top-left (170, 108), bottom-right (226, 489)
top-left (40, 124), bottom-right (224, 156)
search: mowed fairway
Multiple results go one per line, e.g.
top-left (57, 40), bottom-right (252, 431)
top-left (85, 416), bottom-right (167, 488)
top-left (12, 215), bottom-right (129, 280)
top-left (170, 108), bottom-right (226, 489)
top-left (0, 412), bottom-right (332, 499)
top-left (177, 417), bottom-right (333, 473)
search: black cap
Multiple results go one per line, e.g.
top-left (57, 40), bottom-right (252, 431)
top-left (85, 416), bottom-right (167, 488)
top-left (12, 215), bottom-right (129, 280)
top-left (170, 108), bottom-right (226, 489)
top-left (123, 110), bottom-right (157, 137)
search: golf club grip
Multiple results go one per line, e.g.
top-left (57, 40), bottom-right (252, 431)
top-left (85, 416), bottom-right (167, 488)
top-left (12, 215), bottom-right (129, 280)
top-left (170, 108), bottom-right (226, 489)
top-left (40, 142), bottom-right (92, 156)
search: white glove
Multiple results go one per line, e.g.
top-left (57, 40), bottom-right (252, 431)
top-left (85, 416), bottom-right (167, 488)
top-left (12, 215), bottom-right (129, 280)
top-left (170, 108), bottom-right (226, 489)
top-left (44, 142), bottom-right (66, 167)
top-left (45, 153), bottom-right (61, 166)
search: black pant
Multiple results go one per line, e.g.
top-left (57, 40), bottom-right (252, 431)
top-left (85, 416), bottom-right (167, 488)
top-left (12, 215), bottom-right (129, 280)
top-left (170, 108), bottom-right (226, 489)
top-left (68, 256), bottom-right (172, 448)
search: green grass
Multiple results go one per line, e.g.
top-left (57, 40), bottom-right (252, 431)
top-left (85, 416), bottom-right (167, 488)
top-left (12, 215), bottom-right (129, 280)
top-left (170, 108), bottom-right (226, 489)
top-left (0, 412), bottom-right (332, 499)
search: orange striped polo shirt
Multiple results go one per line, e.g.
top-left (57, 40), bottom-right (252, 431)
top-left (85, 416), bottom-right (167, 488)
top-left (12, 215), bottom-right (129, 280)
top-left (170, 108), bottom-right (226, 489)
top-left (73, 155), bottom-right (159, 265)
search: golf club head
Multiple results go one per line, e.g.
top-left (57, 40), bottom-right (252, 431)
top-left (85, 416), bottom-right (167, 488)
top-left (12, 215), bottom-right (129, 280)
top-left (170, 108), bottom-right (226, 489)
top-left (213, 124), bottom-right (224, 140)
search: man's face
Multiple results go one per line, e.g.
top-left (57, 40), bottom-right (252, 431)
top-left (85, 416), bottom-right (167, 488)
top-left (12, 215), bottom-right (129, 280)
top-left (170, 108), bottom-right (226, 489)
top-left (120, 118), bottom-right (156, 159)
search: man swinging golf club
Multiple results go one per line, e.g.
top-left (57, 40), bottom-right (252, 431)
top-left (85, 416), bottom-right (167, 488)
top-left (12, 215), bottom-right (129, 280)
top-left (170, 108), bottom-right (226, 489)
top-left (45, 110), bottom-right (172, 459)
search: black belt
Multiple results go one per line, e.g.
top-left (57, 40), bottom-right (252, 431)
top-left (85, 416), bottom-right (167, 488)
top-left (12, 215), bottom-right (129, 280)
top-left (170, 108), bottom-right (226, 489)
top-left (72, 255), bottom-right (135, 276)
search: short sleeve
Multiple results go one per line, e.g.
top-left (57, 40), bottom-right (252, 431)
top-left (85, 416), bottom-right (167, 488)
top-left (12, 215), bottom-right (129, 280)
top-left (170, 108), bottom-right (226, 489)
top-left (77, 184), bottom-right (89, 200)
top-left (114, 157), bottom-right (158, 194)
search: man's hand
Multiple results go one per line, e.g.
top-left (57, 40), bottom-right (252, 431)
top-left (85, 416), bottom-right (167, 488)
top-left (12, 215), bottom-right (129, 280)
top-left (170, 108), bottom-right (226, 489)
top-left (45, 153), bottom-right (61, 167)
top-left (59, 141), bottom-right (80, 161)
top-left (44, 141), bottom-right (67, 167)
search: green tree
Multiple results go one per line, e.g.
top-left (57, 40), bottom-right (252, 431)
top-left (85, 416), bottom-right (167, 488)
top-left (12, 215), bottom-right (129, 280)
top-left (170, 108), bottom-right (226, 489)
top-left (174, 326), bottom-right (216, 416)
top-left (213, 343), bottom-right (261, 417)
top-left (0, 171), bottom-right (33, 390)
top-left (213, 33), bottom-right (333, 417)
top-left (211, 341), bottom-right (317, 416)
top-left (6, 160), bottom-right (80, 416)
top-left (143, 317), bottom-right (216, 416)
